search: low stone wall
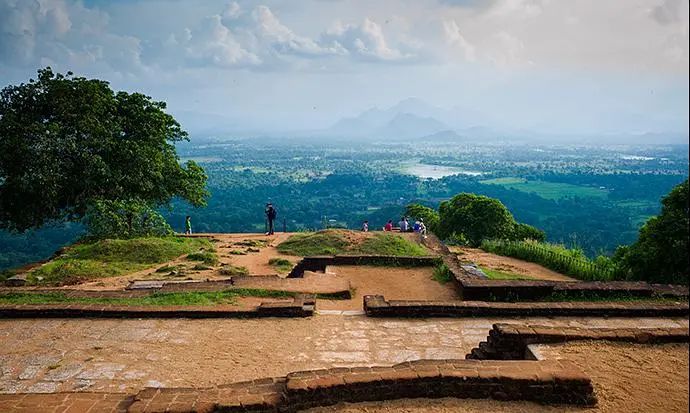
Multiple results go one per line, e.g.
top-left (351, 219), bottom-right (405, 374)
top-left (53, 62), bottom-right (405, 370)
top-left (0, 295), bottom-right (315, 319)
top-left (126, 359), bottom-right (595, 412)
top-left (287, 255), bottom-right (441, 278)
top-left (363, 295), bottom-right (690, 318)
top-left (467, 323), bottom-right (690, 360)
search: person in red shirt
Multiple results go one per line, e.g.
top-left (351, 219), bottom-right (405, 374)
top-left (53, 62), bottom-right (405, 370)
top-left (384, 220), bottom-right (393, 231)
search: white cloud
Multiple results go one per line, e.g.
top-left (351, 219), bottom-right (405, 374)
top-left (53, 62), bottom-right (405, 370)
top-left (322, 18), bottom-right (411, 61)
top-left (181, 14), bottom-right (261, 68)
top-left (442, 19), bottom-right (476, 62)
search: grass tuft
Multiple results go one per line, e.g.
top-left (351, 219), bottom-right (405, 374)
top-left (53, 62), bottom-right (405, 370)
top-left (219, 265), bottom-right (249, 276)
top-left (432, 263), bottom-right (455, 284)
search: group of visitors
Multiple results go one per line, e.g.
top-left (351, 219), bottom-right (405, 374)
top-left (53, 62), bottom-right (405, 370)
top-left (186, 203), bottom-right (427, 238)
top-left (362, 216), bottom-right (427, 238)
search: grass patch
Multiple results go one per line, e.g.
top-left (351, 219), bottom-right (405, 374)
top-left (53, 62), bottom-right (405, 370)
top-left (432, 263), bottom-right (454, 284)
top-left (277, 230), bottom-right (350, 256)
top-left (268, 258), bottom-right (294, 273)
top-left (192, 264), bottom-right (213, 271)
top-left (228, 250), bottom-right (248, 255)
top-left (219, 265), bottom-right (249, 276)
top-left (27, 237), bottom-right (213, 286)
top-left (352, 233), bottom-right (428, 256)
top-left (186, 250), bottom-right (218, 266)
top-left (0, 288), bottom-right (296, 307)
top-left (480, 267), bottom-right (533, 281)
top-left (277, 229), bottom-right (429, 257)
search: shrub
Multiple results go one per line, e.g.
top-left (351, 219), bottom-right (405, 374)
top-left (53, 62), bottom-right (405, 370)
top-left (511, 223), bottom-right (546, 242)
top-left (432, 262), bottom-right (455, 284)
top-left (84, 199), bottom-right (172, 240)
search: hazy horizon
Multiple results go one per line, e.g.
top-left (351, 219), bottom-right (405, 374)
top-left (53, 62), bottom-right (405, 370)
top-left (1, 0), bottom-right (688, 138)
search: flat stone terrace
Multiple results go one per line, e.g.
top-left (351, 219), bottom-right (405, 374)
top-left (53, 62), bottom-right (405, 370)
top-left (1, 316), bottom-right (687, 395)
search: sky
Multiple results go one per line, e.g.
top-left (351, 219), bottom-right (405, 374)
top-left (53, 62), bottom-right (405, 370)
top-left (0, 0), bottom-right (688, 137)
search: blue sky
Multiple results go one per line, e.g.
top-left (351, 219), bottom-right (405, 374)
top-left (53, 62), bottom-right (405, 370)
top-left (0, 0), bottom-right (688, 136)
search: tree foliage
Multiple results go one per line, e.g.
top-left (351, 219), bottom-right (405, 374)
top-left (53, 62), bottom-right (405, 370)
top-left (84, 199), bottom-right (173, 240)
top-left (0, 68), bottom-right (208, 233)
top-left (438, 193), bottom-right (517, 246)
top-left (614, 179), bottom-right (689, 285)
top-left (404, 203), bottom-right (440, 233)
top-left (512, 222), bottom-right (546, 242)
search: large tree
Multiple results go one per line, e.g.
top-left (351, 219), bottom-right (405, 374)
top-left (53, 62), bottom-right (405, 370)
top-left (438, 193), bottom-right (517, 246)
top-left (615, 179), bottom-right (689, 285)
top-left (0, 68), bottom-right (208, 232)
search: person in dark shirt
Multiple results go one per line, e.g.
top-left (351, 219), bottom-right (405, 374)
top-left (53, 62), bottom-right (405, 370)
top-left (265, 203), bottom-right (277, 235)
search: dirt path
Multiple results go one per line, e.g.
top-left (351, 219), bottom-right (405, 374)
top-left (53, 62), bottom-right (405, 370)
top-left (450, 247), bottom-right (576, 281)
top-left (0, 317), bottom-right (686, 395)
top-left (305, 342), bottom-right (689, 413)
top-left (317, 265), bottom-right (458, 311)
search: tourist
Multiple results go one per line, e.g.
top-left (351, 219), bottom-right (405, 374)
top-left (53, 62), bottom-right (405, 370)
top-left (184, 216), bottom-right (192, 235)
top-left (419, 218), bottom-right (428, 239)
top-left (265, 203), bottom-right (277, 235)
top-left (362, 220), bottom-right (369, 232)
top-left (413, 220), bottom-right (421, 233)
top-left (384, 220), bottom-right (393, 231)
top-left (399, 217), bottom-right (410, 232)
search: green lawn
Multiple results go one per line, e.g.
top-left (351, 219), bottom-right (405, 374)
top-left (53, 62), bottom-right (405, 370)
top-left (0, 289), bottom-right (295, 306)
top-left (28, 237), bottom-right (213, 286)
top-left (480, 266), bottom-right (534, 281)
top-left (277, 230), bottom-right (429, 257)
top-left (480, 177), bottom-right (608, 200)
top-left (268, 258), bottom-right (294, 273)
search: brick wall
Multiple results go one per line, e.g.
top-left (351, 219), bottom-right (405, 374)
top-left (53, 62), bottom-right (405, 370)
top-left (363, 295), bottom-right (690, 318)
top-left (467, 323), bottom-right (690, 360)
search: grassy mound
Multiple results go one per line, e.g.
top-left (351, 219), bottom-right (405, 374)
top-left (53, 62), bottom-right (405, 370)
top-left (277, 229), bottom-right (429, 257)
top-left (277, 230), bottom-right (350, 256)
top-left (352, 233), bottom-right (428, 256)
top-left (28, 237), bottom-right (213, 286)
top-left (480, 267), bottom-right (533, 281)
top-left (0, 289), bottom-right (294, 306)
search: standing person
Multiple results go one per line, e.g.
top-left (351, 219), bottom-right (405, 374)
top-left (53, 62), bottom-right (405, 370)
top-left (384, 220), bottom-right (393, 231)
top-left (399, 217), bottom-right (409, 232)
top-left (265, 203), bottom-right (277, 235)
top-left (419, 218), bottom-right (428, 239)
top-left (362, 220), bottom-right (369, 232)
top-left (184, 216), bottom-right (192, 235)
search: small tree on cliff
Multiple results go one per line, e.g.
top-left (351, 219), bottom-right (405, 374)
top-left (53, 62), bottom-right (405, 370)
top-left (0, 68), bottom-right (208, 236)
top-left (614, 179), bottom-right (689, 285)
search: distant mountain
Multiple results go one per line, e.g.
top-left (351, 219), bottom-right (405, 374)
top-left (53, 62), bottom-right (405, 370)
top-left (419, 129), bottom-right (465, 142)
top-left (328, 97), bottom-right (451, 139)
top-left (376, 113), bottom-right (448, 139)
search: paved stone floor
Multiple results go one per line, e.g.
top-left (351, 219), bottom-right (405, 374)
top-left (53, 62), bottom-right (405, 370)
top-left (0, 316), bottom-right (687, 396)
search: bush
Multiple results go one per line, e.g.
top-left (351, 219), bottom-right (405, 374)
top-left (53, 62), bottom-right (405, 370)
top-left (511, 223), bottom-right (546, 242)
top-left (432, 262), bottom-right (454, 284)
top-left (84, 199), bottom-right (172, 240)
